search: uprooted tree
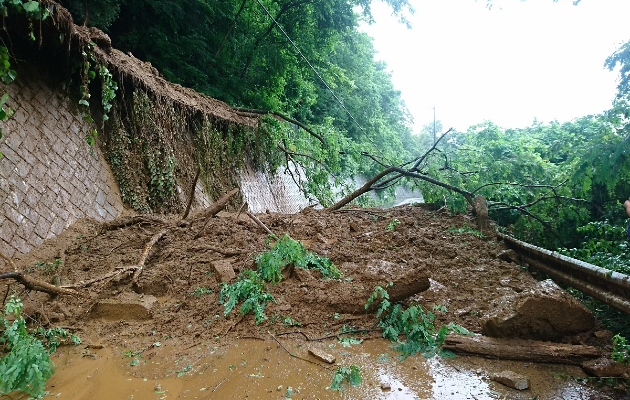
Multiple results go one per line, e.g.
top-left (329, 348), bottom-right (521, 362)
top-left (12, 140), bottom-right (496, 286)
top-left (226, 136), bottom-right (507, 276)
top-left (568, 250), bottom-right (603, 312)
top-left (326, 128), bottom-right (593, 242)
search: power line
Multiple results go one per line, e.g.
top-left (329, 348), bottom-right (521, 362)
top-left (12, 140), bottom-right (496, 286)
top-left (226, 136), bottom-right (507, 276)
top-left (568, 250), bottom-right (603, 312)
top-left (253, 0), bottom-right (381, 154)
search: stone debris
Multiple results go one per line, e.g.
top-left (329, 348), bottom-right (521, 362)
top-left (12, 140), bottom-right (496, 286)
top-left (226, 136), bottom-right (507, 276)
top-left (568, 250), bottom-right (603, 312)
top-left (210, 259), bottom-right (236, 283)
top-left (380, 382), bottom-right (392, 391)
top-left (492, 370), bottom-right (530, 390)
top-left (90, 293), bottom-right (157, 321)
top-left (308, 347), bottom-right (336, 364)
top-left (481, 279), bottom-right (594, 340)
top-left (582, 357), bottom-right (630, 378)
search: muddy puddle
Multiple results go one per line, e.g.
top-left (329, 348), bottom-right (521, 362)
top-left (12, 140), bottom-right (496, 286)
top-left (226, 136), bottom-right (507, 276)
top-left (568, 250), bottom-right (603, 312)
top-left (1, 338), bottom-right (599, 400)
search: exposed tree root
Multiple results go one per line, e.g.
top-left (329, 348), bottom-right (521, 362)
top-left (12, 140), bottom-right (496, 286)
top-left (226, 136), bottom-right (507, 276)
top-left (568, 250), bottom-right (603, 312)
top-left (0, 272), bottom-right (84, 298)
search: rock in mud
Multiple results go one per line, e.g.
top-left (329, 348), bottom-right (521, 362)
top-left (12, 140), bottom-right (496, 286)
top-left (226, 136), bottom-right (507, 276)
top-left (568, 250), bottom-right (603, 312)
top-left (481, 279), bottom-right (594, 340)
top-left (295, 260), bottom-right (430, 314)
top-left (492, 370), bottom-right (530, 390)
top-left (581, 357), bottom-right (630, 378)
top-left (211, 259), bottom-right (236, 283)
top-left (308, 347), bottom-right (336, 364)
top-left (90, 292), bottom-right (157, 321)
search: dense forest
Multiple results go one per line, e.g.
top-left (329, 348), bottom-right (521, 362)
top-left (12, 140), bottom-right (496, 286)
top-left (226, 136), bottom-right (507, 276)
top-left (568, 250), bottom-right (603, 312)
top-left (5, 1), bottom-right (630, 273)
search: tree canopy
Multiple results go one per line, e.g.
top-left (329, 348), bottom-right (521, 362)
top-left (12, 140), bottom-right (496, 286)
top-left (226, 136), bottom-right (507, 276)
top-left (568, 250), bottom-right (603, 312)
top-left (56, 0), bottom-right (629, 262)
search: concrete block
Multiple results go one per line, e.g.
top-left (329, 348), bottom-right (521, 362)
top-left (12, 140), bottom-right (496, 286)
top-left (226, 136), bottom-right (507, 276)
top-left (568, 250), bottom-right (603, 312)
top-left (11, 235), bottom-right (31, 255)
top-left (0, 241), bottom-right (15, 260)
top-left (492, 371), bottom-right (529, 390)
top-left (308, 347), bottom-right (336, 364)
top-left (210, 259), bottom-right (236, 283)
top-left (90, 293), bottom-right (158, 321)
top-left (3, 204), bottom-right (24, 225)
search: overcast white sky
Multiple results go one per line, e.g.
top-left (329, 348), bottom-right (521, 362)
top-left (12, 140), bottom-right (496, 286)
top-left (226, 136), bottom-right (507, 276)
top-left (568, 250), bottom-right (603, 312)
top-left (359, 0), bottom-right (630, 132)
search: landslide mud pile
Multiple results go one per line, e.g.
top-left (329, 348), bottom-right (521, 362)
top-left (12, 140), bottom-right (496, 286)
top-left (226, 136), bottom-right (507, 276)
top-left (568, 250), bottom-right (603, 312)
top-left (8, 204), bottom-right (611, 353)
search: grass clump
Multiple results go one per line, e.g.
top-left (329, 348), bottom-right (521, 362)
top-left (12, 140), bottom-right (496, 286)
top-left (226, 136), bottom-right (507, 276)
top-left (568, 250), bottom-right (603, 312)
top-left (446, 223), bottom-right (485, 238)
top-left (612, 334), bottom-right (630, 365)
top-left (366, 284), bottom-right (471, 360)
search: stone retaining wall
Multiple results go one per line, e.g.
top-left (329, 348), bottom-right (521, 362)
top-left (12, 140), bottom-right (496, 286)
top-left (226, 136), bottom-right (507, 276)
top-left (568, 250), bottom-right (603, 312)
top-left (0, 67), bottom-right (125, 259)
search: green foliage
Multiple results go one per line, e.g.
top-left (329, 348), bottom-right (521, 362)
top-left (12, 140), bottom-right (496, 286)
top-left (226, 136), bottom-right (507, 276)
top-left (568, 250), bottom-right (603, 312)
top-left (446, 224), bottom-right (485, 239)
top-left (60, 0), bottom-right (123, 29)
top-left (281, 316), bottom-right (301, 327)
top-left (35, 259), bottom-right (62, 274)
top-left (1, 0), bottom-right (50, 40)
top-left (385, 219), bottom-right (400, 231)
top-left (0, 296), bottom-right (68, 397)
top-left (612, 334), bottom-right (630, 366)
top-left (0, 45), bottom-right (16, 157)
top-left (330, 365), bottom-right (361, 391)
top-left (559, 220), bottom-right (630, 275)
top-left (219, 270), bottom-right (275, 324)
top-left (255, 234), bottom-right (342, 282)
top-left (365, 285), bottom-right (472, 360)
top-left (34, 327), bottom-right (81, 354)
top-left (75, 42), bottom-right (118, 149)
top-left (189, 287), bottom-right (213, 297)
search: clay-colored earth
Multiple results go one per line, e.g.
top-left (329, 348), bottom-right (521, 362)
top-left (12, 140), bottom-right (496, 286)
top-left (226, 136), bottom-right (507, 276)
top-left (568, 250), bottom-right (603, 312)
top-left (2, 204), bottom-right (627, 399)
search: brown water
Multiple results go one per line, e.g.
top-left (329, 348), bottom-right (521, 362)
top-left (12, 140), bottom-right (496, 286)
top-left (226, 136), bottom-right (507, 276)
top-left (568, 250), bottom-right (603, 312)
top-left (0, 337), bottom-right (602, 400)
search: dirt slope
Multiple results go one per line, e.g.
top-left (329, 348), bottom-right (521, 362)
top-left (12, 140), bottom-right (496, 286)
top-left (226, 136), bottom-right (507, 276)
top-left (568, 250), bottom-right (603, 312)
top-left (5, 204), bottom-right (607, 348)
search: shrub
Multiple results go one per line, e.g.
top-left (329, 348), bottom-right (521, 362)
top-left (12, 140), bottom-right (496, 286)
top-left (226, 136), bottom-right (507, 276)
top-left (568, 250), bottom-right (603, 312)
top-left (366, 284), bottom-right (471, 360)
top-left (256, 234), bottom-right (342, 283)
top-left (219, 270), bottom-right (275, 324)
top-left (0, 296), bottom-right (76, 397)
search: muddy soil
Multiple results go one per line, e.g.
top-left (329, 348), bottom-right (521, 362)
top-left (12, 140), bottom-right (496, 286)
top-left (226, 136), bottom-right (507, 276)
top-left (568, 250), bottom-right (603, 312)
top-left (2, 204), bottom-right (626, 399)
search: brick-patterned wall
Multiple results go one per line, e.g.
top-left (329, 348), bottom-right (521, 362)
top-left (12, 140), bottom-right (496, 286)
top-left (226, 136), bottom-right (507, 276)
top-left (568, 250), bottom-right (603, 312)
top-left (240, 162), bottom-right (312, 214)
top-left (0, 69), bottom-right (125, 258)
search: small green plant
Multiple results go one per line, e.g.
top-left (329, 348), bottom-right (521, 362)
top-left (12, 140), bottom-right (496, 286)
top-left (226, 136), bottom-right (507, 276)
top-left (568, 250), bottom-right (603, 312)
top-left (366, 285), bottom-right (472, 360)
top-left (34, 326), bottom-right (81, 353)
top-left (612, 334), bottom-right (630, 365)
top-left (0, 295), bottom-right (78, 397)
top-left (338, 337), bottom-right (363, 347)
top-left (74, 42), bottom-right (118, 149)
top-left (281, 316), bottom-right (301, 327)
top-left (446, 224), bottom-right (485, 238)
top-left (35, 259), bottom-right (62, 274)
top-left (176, 363), bottom-right (192, 377)
top-left (219, 270), bottom-right (275, 324)
top-left (189, 287), bottom-right (213, 297)
top-left (256, 234), bottom-right (342, 283)
top-left (385, 219), bottom-right (400, 231)
top-left (330, 365), bottom-right (361, 390)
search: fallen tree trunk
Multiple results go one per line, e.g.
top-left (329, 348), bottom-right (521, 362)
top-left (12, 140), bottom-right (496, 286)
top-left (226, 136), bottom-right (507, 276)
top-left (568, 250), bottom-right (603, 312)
top-left (193, 188), bottom-right (240, 231)
top-left (327, 167), bottom-right (395, 211)
top-left (443, 334), bottom-right (602, 365)
top-left (0, 272), bottom-right (84, 298)
top-left (294, 266), bottom-right (430, 314)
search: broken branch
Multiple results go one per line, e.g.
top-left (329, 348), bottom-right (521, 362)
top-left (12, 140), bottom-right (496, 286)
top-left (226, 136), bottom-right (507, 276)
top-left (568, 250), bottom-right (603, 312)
top-left (245, 211), bottom-right (275, 236)
top-left (327, 167), bottom-right (395, 211)
top-left (0, 272), bottom-right (84, 298)
top-left (193, 188), bottom-right (240, 232)
top-left (131, 229), bottom-right (167, 284)
top-left (181, 166), bottom-right (201, 222)
top-left (0, 250), bottom-right (17, 272)
top-left (234, 108), bottom-right (326, 146)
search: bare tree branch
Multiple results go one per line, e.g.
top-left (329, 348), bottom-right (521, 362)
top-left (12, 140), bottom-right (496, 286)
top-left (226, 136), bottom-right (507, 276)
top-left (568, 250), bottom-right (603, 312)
top-left (327, 167), bottom-right (395, 211)
top-left (234, 107), bottom-right (326, 146)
